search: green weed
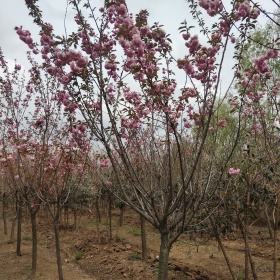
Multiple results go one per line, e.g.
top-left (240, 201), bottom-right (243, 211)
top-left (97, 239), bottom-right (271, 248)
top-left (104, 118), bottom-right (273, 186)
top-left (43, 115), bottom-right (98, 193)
top-left (75, 251), bottom-right (85, 260)
top-left (127, 253), bottom-right (141, 261)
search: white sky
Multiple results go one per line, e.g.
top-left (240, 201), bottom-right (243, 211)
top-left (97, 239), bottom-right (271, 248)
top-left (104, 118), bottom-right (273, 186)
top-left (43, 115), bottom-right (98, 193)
top-left (0, 0), bottom-right (278, 91)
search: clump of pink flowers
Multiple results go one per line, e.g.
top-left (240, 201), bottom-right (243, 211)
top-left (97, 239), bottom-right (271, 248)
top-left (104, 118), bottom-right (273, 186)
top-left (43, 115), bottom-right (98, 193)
top-left (228, 168), bottom-right (240, 176)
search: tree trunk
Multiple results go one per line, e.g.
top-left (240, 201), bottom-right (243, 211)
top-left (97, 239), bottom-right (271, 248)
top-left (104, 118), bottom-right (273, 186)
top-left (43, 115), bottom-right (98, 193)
top-left (211, 218), bottom-right (235, 279)
top-left (95, 197), bottom-right (101, 223)
top-left (140, 214), bottom-right (147, 261)
top-left (30, 211), bottom-right (38, 279)
top-left (158, 230), bottom-right (170, 280)
top-left (238, 215), bottom-right (258, 280)
top-left (73, 209), bottom-right (77, 229)
top-left (53, 205), bottom-right (64, 280)
top-left (244, 189), bottom-right (250, 280)
top-left (273, 194), bottom-right (279, 280)
top-left (264, 203), bottom-right (274, 240)
top-left (108, 194), bottom-right (112, 240)
top-left (17, 199), bottom-right (23, 256)
top-left (2, 193), bottom-right (7, 235)
top-left (118, 203), bottom-right (125, 227)
top-left (9, 213), bottom-right (17, 243)
top-left (63, 206), bottom-right (69, 228)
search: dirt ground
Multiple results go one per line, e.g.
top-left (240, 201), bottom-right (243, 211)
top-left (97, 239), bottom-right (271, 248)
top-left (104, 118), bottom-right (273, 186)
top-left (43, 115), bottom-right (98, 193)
top-left (0, 207), bottom-right (278, 280)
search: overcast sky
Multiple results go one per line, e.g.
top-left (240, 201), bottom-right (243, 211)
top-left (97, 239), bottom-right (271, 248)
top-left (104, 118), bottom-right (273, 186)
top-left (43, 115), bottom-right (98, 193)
top-left (0, 0), bottom-right (278, 91)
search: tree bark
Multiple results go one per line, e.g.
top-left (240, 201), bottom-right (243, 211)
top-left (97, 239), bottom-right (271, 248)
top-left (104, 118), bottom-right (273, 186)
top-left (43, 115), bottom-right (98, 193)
top-left (244, 189), bottom-right (250, 280)
top-left (264, 202), bottom-right (273, 240)
top-left (211, 219), bottom-right (235, 279)
top-left (63, 206), bottom-right (69, 228)
top-left (158, 230), bottom-right (170, 280)
top-left (9, 213), bottom-right (17, 243)
top-left (53, 205), bottom-right (64, 280)
top-left (2, 193), bottom-right (7, 235)
top-left (118, 203), bottom-right (125, 227)
top-left (108, 194), bottom-right (112, 240)
top-left (95, 197), bottom-right (101, 223)
top-left (273, 194), bottom-right (278, 280)
top-left (73, 209), bottom-right (77, 229)
top-left (17, 198), bottom-right (22, 256)
top-left (30, 211), bottom-right (38, 279)
top-left (238, 215), bottom-right (258, 280)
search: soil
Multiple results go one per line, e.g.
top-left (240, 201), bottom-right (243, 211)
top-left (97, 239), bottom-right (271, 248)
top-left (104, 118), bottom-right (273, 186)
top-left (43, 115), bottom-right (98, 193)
top-left (0, 207), bottom-right (278, 280)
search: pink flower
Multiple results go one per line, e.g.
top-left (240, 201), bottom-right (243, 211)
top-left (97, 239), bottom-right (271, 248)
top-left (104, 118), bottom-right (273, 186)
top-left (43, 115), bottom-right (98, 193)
top-left (100, 159), bottom-right (109, 168)
top-left (184, 122), bottom-right (192, 129)
top-left (104, 181), bottom-right (112, 187)
top-left (15, 64), bottom-right (21, 71)
top-left (217, 119), bottom-right (227, 127)
top-left (228, 168), bottom-right (240, 176)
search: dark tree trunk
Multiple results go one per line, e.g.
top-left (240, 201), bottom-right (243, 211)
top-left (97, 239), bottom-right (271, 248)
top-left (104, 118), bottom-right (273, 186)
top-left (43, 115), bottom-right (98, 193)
top-left (63, 206), bottom-right (69, 228)
top-left (73, 209), bottom-right (77, 229)
top-left (9, 213), bottom-right (17, 243)
top-left (210, 217), bottom-right (235, 279)
top-left (30, 211), bottom-right (38, 279)
top-left (264, 203), bottom-right (273, 240)
top-left (244, 189), bottom-right (250, 280)
top-left (17, 198), bottom-right (23, 256)
top-left (214, 225), bottom-right (235, 279)
top-left (47, 203), bottom-right (64, 280)
top-left (95, 197), bottom-right (101, 223)
top-left (53, 205), bottom-right (64, 280)
top-left (158, 230), bottom-right (170, 280)
top-left (273, 194), bottom-right (278, 280)
top-left (108, 195), bottom-right (112, 240)
top-left (118, 203), bottom-right (125, 227)
top-left (2, 193), bottom-right (7, 235)
top-left (238, 215), bottom-right (258, 280)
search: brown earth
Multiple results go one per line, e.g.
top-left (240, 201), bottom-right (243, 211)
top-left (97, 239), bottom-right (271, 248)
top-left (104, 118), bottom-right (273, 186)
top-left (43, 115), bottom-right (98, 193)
top-left (0, 207), bottom-right (278, 280)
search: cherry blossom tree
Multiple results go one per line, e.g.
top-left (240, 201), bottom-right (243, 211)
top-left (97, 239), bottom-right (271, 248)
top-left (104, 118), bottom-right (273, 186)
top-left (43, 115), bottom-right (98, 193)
top-left (0, 48), bottom-right (92, 279)
top-left (7, 0), bottom-right (280, 279)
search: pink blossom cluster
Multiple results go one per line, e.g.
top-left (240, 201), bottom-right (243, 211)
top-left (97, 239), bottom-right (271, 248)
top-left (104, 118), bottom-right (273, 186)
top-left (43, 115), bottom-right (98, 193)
top-left (185, 35), bottom-right (200, 55)
top-left (71, 124), bottom-right (86, 140)
top-left (54, 49), bottom-right (88, 74)
top-left (124, 89), bottom-right (141, 106)
top-left (234, 1), bottom-right (260, 20)
top-left (152, 81), bottom-right (177, 97)
top-left (15, 64), bottom-right (21, 71)
top-left (254, 48), bottom-right (278, 75)
top-left (217, 119), bottom-right (227, 128)
top-left (107, 3), bottom-right (170, 84)
top-left (16, 28), bottom-right (34, 49)
top-left (177, 57), bottom-right (194, 76)
top-left (229, 99), bottom-right (239, 107)
top-left (179, 31), bottom-right (220, 87)
top-left (198, 0), bottom-right (224, 17)
top-left (219, 19), bottom-right (231, 37)
top-left (228, 168), bottom-right (240, 176)
top-left (100, 159), bottom-right (109, 168)
top-left (55, 91), bottom-right (79, 113)
top-left (180, 87), bottom-right (198, 101)
top-left (85, 100), bottom-right (101, 111)
top-left (252, 123), bottom-right (262, 133)
top-left (121, 117), bottom-right (140, 131)
top-left (40, 33), bottom-right (55, 59)
top-left (104, 56), bottom-right (118, 80)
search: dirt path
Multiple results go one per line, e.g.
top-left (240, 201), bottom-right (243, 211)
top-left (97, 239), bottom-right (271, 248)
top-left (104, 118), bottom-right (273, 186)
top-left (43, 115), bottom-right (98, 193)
top-left (0, 214), bottom-right (94, 280)
top-left (0, 208), bottom-right (277, 280)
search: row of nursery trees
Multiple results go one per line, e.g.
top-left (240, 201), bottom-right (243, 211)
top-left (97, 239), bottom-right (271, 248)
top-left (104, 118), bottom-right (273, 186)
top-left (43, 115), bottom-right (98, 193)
top-left (0, 0), bottom-right (279, 279)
